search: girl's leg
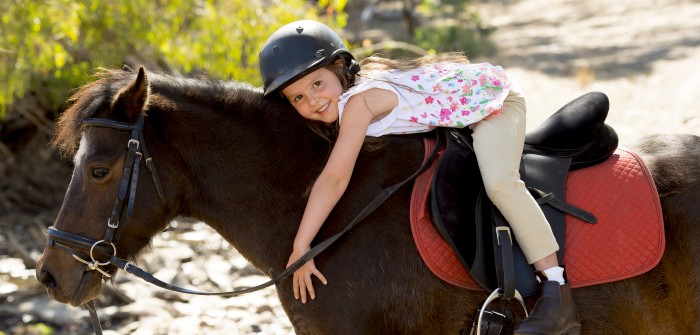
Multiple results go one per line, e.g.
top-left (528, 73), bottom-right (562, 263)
top-left (471, 94), bottom-right (558, 263)
top-left (472, 94), bottom-right (580, 335)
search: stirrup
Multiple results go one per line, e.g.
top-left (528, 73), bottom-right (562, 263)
top-left (475, 288), bottom-right (528, 335)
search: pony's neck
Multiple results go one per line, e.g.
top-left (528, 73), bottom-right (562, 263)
top-left (148, 80), bottom-right (328, 270)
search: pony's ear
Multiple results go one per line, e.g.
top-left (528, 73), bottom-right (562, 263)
top-left (112, 66), bottom-right (149, 123)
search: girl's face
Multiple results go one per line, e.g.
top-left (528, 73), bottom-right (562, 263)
top-left (281, 65), bottom-right (344, 124)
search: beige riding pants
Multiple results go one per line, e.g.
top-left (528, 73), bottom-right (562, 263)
top-left (471, 88), bottom-right (559, 264)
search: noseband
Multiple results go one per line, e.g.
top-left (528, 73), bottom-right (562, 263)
top-left (46, 114), bottom-right (165, 278)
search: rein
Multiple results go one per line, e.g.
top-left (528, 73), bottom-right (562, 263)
top-left (45, 115), bottom-right (441, 334)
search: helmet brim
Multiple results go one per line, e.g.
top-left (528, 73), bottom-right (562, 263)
top-left (263, 57), bottom-right (330, 98)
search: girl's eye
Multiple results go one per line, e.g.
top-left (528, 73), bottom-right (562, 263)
top-left (313, 81), bottom-right (321, 88)
top-left (92, 168), bottom-right (109, 180)
top-left (293, 95), bottom-right (303, 103)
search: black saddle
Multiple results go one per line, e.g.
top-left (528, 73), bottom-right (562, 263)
top-left (430, 91), bottom-right (617, 298)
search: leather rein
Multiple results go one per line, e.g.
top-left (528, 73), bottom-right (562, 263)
top-left (45, 114), bottom-right (441, 334)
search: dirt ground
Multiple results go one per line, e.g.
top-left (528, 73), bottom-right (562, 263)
top-left (1, 0), bottom-right (699, 334)
top-left (476, 0), bottom-right (700, 139)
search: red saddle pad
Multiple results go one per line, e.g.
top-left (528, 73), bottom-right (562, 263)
top-left (410, 140), bottom-right (664, 290)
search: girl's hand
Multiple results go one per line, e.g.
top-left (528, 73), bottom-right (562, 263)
top-left (287, 247), bottom-right (328, 303)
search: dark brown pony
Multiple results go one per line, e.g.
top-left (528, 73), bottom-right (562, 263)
top-left (36, 67), bottom-right (700, 334)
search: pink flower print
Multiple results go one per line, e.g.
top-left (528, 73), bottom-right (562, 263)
top-left (432, 83), bottom-right (442, 92)
top-left (462, 109), bottom-right (471, 116)
top-left (460, 97), bottom-right (468, 105)
top-left (411, 75), bottom-right (420, 82)
top-left (450, 101), bottom-right (459, 111)
top-left (409, 116), bottom-right (418, 123)
top-left (425, 96), bottom-right (434, 104)
top-left (440, 108), bottom-right (453, 121)
top-left (446, 96), bottom-right (454, 102)
top-left (420, 112), bottom-right (428, 119)
top-left (462, 83), bottom-right (471, 95)
top-left (493, 79), bottom-right (502, 87)
top-left (479, 75), bottom-right (488, 85)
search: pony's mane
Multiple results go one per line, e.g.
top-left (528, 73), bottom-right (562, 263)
top-left (52, 67), bottom-right (262, 157)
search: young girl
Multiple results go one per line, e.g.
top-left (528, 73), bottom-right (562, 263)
top-left (259, 20), bottom-right (580, 334)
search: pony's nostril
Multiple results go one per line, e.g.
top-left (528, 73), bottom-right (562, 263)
top-left (37, 269), bottom-right (57, 290)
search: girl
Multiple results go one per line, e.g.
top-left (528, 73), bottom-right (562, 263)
top-left (259, 20), bottom-right (579, 335)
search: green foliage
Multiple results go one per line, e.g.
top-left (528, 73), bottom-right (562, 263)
top-left (0, 0), bottom-right (343, 117)
top-left (412, 0), bottom-right (495, 57)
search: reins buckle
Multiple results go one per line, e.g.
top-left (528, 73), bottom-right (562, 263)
top-left (127, 138), bottom-right (140, 150)
top-left (107, 218), bottom-right (119, 229)
top-left (495, 226), bottom-right (512, 246)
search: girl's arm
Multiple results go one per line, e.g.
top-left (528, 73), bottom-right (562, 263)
top-left (289, 88), bottom-right (397, 302)
top-left (293, 88), bottom-right (397, 249)
top-left (292, 112), bottom-right (370, 250)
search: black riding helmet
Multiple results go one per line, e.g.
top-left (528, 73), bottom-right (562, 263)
top-left (259, 20), bottom-right (360, 97)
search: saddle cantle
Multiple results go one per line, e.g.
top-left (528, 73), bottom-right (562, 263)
top-left (524, 91), bottom-right (618, 169)
top-left (413, 92), bottom-right (664, 296)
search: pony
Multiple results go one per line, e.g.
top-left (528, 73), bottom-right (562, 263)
top-left (36, 67), bottom-right (700, 334)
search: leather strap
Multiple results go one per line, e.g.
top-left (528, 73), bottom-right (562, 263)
top-left (86, 300), bottom-right (102, 335)
top-left (106, 132), bottom-right (443, 297)
top-left (528, 187), bottom-right (597, 224)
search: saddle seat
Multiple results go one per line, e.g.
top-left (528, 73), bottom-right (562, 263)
top-left (523, 92), bottom-right (618, 169)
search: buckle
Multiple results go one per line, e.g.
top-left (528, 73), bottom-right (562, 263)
top-left (495, 226), bottom-right (512, 246)
top-left (107, 218), bottom-right (119, 229)
top-left (127, 138), bottom-right (140, 150)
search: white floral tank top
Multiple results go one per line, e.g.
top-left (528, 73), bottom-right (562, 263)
top-left (338, 62), bottom-right (511, 137)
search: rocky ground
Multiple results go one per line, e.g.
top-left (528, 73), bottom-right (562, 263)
top-left (1, 0), bottom-right (698, 334)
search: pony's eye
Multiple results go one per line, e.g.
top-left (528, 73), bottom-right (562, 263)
top-left (92, 168), bottom-right (109, 179)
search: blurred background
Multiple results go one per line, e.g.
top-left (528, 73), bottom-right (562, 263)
top-left (1, 0), bottom-right (698, 334)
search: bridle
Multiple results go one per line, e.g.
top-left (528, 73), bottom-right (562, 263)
top-left (46, 114), bottom-right (165, 279)
top-left (44, 113), bottom-right (441, 334)
top-left (45, 114), bottom-right (168, 334)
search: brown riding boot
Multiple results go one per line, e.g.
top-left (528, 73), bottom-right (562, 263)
top-left (514, 280), bottom-right (581, 335)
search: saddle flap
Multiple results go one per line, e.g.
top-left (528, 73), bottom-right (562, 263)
top-left (429, 129), bottom-right (482, 270)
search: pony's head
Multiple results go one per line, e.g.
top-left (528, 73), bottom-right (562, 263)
top-left (36, 67), bottom-right (171, 306)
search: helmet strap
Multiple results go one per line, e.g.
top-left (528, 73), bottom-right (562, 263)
top-left (347, 59), bottom-right (361, 75)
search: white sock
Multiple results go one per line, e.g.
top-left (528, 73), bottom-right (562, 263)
top-left (540, 266), bottom-right (566, 285)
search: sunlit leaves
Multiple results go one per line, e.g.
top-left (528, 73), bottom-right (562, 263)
top-left (0, 0), bottom-right (335, 117)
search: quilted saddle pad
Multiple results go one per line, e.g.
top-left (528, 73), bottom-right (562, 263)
top-left (410, 142), bottom-right (665, 290)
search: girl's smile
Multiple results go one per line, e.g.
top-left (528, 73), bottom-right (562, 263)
top-left (281, 66), bottom-right (344, 124)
